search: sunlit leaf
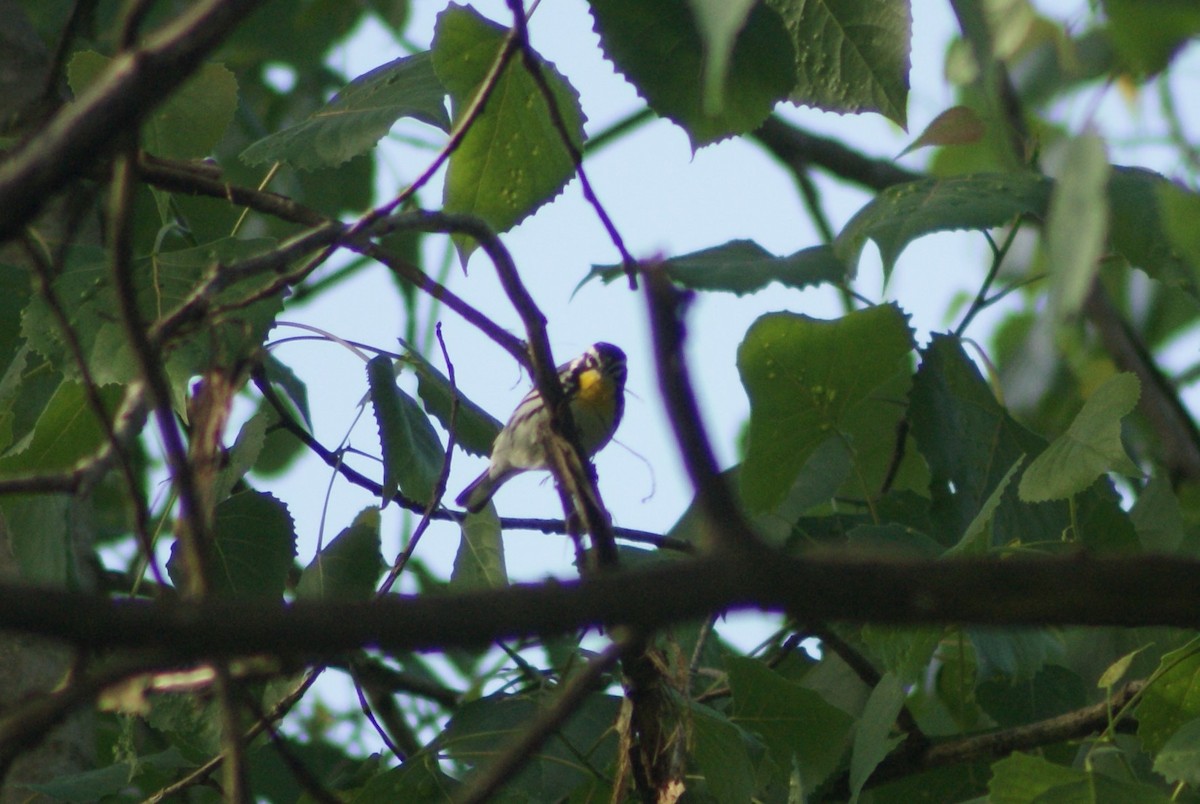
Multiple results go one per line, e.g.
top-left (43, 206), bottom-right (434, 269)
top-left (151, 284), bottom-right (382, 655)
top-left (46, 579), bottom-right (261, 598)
top-left (451, 506), bottom-right (507, 590)
top-left (767, 0), bottom-right (911, 127)
top-left (589, 0), bottom-right (795, 147)
top-left (738, 304), bottom-right (914, 512)
top-left (433, 4), bottom-right (585, 255)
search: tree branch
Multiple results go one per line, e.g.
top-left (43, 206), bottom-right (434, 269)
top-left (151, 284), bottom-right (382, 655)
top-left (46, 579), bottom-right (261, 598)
top-left (6, 554), bottom-right (1200, 658)
top-left (0, 0), bottom-right (270, 242)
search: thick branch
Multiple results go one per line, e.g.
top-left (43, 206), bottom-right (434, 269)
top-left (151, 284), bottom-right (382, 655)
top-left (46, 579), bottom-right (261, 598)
top-left (6, 554), bottom-right (1200, 657)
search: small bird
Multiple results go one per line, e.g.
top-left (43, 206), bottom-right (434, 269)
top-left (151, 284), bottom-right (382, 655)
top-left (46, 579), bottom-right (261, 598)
top-left (456, 342), bottom-right (627, 513)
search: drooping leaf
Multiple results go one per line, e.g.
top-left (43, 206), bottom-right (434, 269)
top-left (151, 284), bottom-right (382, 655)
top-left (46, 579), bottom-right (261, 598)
top-left (585, 241), bottom-right (846, 296)
top-left (589, 0), bottom-right (795, 147)
top-left (897, 106), bottom-right (985, 158)
top-left (296, 507), bottom-right (383, 601)
top-left (1045, 134), bottom-right (1110, 319)
top-left (737, 304), bottom-right (914, 512)
top-left (450, 506), bottom-right (508, 590)
top-left (367, 354), bottom-right (445, 505)
top-left (433, 5), bottom-right (586, 255)
top-left (767, 0), bottom-right (911, 128)
top-left (834, 173), bottom-right (1052, 280)
top-left (849, 673), bottom-right (907, 802)
top-left (727, 656), bottom-right (854, 790)
top-left (1018, 372), bottom-right (1140, 503)
top-left (68, 51), bottom-right (238, 159)
top-left (240, 52), bottom-right (449, 169)
top-left (213, 409), bottom-right (269, 503)
top-left (166, 491), bottom-right (296, 598)
top-left (403, 345), bottom-right (501, 457)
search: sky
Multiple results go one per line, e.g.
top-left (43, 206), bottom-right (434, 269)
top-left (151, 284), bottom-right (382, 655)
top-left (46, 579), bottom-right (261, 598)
top-left (233, 0), bottom-right (1200, 728)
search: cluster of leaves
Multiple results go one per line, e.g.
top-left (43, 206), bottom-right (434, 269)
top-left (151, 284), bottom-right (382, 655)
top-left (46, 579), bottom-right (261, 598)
top-left (3, 0), bottom-right (1200, 802)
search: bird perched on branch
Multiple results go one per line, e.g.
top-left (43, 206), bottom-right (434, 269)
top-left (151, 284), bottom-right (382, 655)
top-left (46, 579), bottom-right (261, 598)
top-left (456, 342), bottom-right (627, 512)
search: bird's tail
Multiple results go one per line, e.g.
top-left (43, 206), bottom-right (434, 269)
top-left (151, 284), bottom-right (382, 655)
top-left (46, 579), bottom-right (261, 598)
top-left (455, 469), bottom-right (502, 513)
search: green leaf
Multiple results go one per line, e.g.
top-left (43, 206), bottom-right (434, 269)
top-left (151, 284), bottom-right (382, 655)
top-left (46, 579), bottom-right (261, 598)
top-left (1045, 134), bottom-right (1110, 319)
top-left (589, 0), bottom-right (795, 147)
top-left (988, 752), bottom-right (1083, 803)
top-left (1137, 638), bottom-right (1200, 755)
top-left (859, 624), bottom-right (944, 683)
top-left (1103, 0), bottom-right (1200, 75)
top-left (167, 491), bottom-right (296, 598)
top-left (691, 703), bottom-right (759, 804)
top-left (24, 748), bottom-right (191, 802)
top-left (213, 409), bottom-right (269, 503)
top-left (944, 455), bottom-right (1023, 557)
top-left (68, 51), bottom-right (238, 159)
top-left (433, 4), bottom-right (586, 254)
top-left (976, 664), bottom-right (1085, 728)
top-left (969, 628), bottom-right (1062, 683)
top-left (1153, 717), bottom-right (1200, 787)
top-left (353, 754), bottom-right (462, 802)
top-left (1109, 167), bottom-right (1199, 294)
top-left (296, 507), bottom-right (383, 601)
top-left (367, 354), bottom-right (445, 505)
top-left (403, 346), bottom-right (501, 457)
top-left (1098, 647), bottom-right (1147, 690)
top-left (585, 241), bottom-right (846, 296)
top-left (439, 691), bottom-right (621, 799)
top-left (767, 0), bottom-right (911, 128)
top-left (1158, 181), bottom-right (1200, 272)
top-left (240, 52), bottom-right (449, 169)
top-left (21, 239), bottom-right (283, 398)
top-left (909, 336), bottom-right (1137, 552)
top-left (738, 304), bottom-right (914, 512)
top-left (1131, 473), bottom-right (1187, 554)
top-left (834, 173), bottom-right (1052, 280)
top-left (1018, 372), bottom-right (1140, 503)
top-left (849, 673), bottom-right (906, 802)
top-left (727, 656), bottom-right (854, 790)
top-left (0, 381), bottom-right (124, 474)
top-left (450, 506), bottom-right (507, 590)
top-left (0, 494), bottom-right (72, 584)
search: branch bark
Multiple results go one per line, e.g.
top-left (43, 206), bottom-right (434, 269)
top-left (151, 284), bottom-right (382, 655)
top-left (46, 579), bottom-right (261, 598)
top-left (5, 553), bottom-right (1200, 658)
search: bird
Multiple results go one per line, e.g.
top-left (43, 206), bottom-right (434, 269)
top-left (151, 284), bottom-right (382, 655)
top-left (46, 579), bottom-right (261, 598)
top-left (455, 342), bottom-right (627, 513)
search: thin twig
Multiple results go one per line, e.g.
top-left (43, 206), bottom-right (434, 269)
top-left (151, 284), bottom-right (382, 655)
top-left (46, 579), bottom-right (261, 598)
top-left (20, 235), bottom-right (166, 587)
